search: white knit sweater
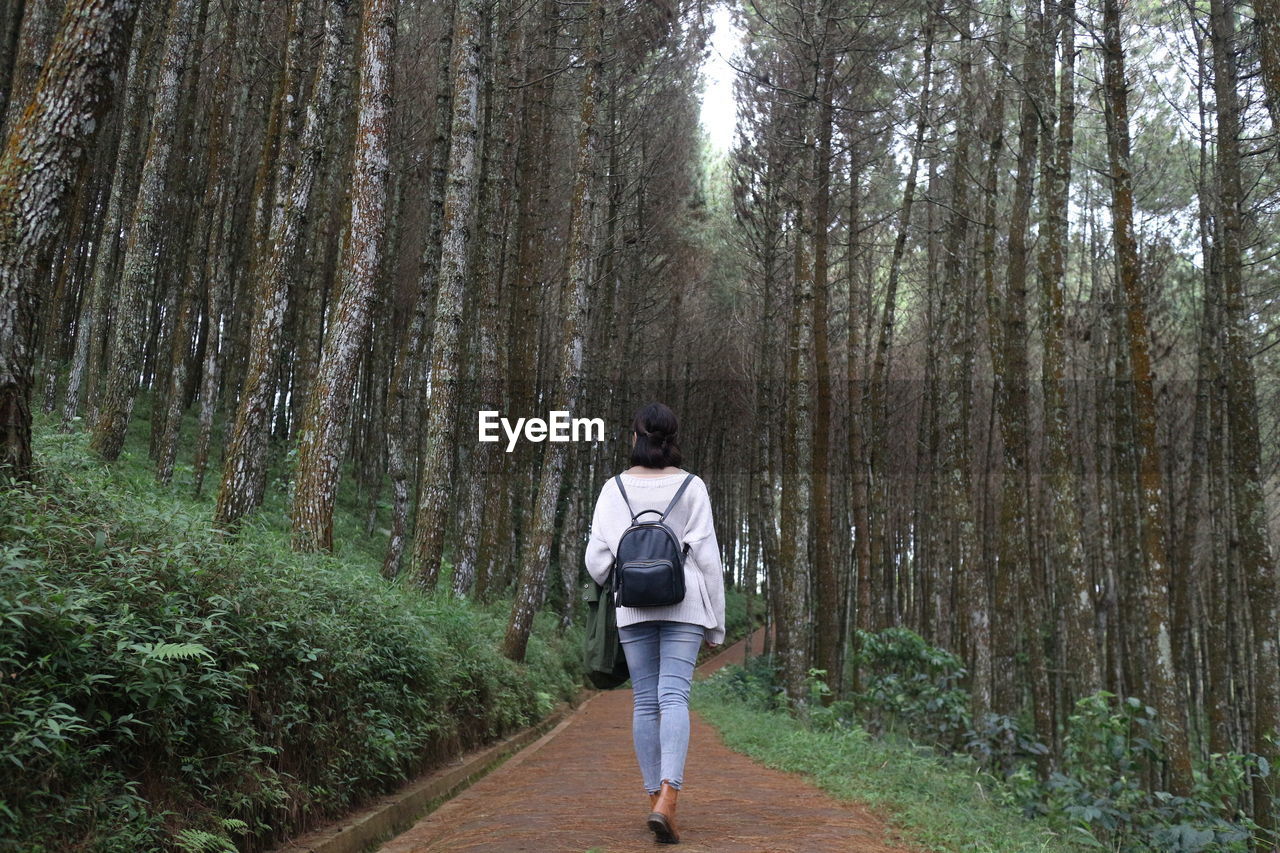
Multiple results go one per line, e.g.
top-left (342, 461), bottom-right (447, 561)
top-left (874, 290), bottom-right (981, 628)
top-left (584, 471), bottom-right (726, 645)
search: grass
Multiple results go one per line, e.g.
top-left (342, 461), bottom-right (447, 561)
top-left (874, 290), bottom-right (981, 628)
top-left (692, 667), bottom-right (1093, 853)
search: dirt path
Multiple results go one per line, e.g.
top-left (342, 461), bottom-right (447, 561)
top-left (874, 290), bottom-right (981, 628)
top-left (379, 628), bottom-right (921, 852)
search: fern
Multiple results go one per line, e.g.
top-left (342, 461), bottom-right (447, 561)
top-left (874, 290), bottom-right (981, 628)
top-left (174, 829), bottom-right (236, 853)
top-left (220, 817), bottom-right (248, 835)
top-left (130, 642), bottom-right (214, 661)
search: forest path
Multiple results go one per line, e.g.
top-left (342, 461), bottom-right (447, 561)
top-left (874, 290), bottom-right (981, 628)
top-left (378, 628), bottom-right (923, 852)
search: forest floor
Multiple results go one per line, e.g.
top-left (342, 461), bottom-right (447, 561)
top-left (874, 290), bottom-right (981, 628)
top-left (378, 628), bottom-right (925, 852)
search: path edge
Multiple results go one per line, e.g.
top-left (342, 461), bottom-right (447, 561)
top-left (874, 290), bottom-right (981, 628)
top-left (269, 690), bottom-right (595, 853)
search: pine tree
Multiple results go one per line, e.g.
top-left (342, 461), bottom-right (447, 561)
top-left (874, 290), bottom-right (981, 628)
top-left (0, 0), bottom-right (141, 480)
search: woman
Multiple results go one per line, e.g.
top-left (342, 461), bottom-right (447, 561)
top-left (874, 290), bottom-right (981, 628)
top-left (585, 402), bottom-right (726, 845)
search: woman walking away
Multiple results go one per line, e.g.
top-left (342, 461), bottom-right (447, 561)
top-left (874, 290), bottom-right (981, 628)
top-left (585, 402), bottom-right (727, 844)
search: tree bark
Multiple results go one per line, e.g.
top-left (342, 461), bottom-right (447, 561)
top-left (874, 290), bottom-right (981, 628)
top-left (412, 0), bottom-right (486, 587)
top-left (1255, 0), bottom-right (1280, 127)
top-left (0, 0), bottom-right (140, 479)
top-left (1209, 0), bottom-right (1280, 825)
top-left (153, 0), bottom-right (214, 485)
top-left (1038, 0), bottom-right (1097, 704)
top-left (1101, 0), bottom-right (1192, 794)
top-left (810, 8), bottom-right (838, 700)
top-left (382, 0), bottom-right (456, 579)
top-left (290, 0), bottom-right (395, 552)
top-left (1, 0), bottom-right (60, 138)
top-left (502, 0), bottom-right (604, 662)
top-left (87, 0), bottom-right (197, 462)
top-left (213, 0), bottom-right (349, 530)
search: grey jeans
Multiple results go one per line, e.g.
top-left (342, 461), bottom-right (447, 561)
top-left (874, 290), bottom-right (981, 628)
top-left (618, 620), bottom-right (705, 794)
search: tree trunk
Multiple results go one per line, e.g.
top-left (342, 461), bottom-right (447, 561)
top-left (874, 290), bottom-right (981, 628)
top-left (991, 0), bottom-right (1043, 725)
top-left (382, 0), bottom-right (456, 579)
top-left (502, 0), bottom-right (604, 662)
top-left (780, 166), bottom-right (815, 703)
top-left (459, 4), bottom-right (516, 598)
top-left (1038, 0), bottom-right (1097, 703)
top-left (88, 0), bottom-right (198, 462)
top-left (213, 0), bottom-right (348, 530)
top-left (0, 0), bottom-right (140, 479)
top-left (412, 0), bottom-right (486, 587)
top-left (1, 0), bottom-right (60, 138)
top-left (1209, 0), bottom-right (1280, 825)
top-left (0, 0), bottom-right (26, 128)
top-left (290, 0), bottom-right (394, 552)
top-left (1255, 0), bottom-right (1280, 127)
top-left (810, 11), bottom-right (838, 701)
top-left (153, 0), bottom-right (214, 485)
top-left (1101, 0), bottom-right (1192, 794)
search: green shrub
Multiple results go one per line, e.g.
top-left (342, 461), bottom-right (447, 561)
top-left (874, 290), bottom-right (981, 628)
top-left (0, 423), bottom-right (581, 852)
top-left (849, 627), bottom-right (972, 747)
top-left (1013, 692), bottom-right (1266, 852)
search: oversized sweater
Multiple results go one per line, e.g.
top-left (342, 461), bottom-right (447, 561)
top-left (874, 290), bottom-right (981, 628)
top-left (584, 471), bottom-right (726, 645)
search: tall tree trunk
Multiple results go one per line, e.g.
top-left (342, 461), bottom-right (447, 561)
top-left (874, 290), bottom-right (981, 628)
top-left (153, 0), bottom-right (214, 485)
top-left (501, 0), bottom-right (604, 662)
top-left (810, 11), bottom-right (838, 700)
top-left (780, 164), bottom-right (815, 703)
top-left (472, 3), bottom-right (522, 598)
top-left (290, 0), bottom-right (394, 552)
top-left (1101, 0), bottom-right (1192, 795)
top-left (1, 0), bottom-right (60, 138)
top-left (0, 0), bottom-right (140, 479)
top-left (991, 0), bottom-right (1043, 726)
top-left (460, 3), bottom-right (516, 598)
top-left (503, 0), bottom-right (559, 585)
top-left (939, 7), bottom-right (986, 718)
top-left (213, 0), bottom-right (348, 530)
top-left (88, 0), bottom-right (198, 462)
top-left (1210, 0), bottom-right (1280, 826)
top-left (381, 0), bottom-right (456, 579)
top-left (846, 163), bottom-right (873, 692)
top-left (1038, 0), bottom-right (1097, 704)
top-left (412, 0), bottom-right (486, 587)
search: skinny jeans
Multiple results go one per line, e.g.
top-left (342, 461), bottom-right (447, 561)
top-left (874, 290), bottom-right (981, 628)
top-left (618, 620), bottom-right (704, 794)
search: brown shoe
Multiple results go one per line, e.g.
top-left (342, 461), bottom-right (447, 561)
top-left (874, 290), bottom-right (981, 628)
top-left (647, 780), bottom-right (680, 843)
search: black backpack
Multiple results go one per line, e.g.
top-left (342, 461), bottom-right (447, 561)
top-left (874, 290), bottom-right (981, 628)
top-left (612, 473), bottom-right (695, 608)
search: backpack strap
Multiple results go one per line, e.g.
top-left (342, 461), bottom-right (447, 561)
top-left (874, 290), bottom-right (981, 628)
top-left (660, 473), bottom-right (696, 520)
top-left (614, 475), bottom-right (638, 522)
top-left (614, 472), bottom-right (695, 524)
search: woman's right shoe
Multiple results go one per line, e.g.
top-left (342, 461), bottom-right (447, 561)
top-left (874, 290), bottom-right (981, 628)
top-left (647, 780), bottom-right (680, 843)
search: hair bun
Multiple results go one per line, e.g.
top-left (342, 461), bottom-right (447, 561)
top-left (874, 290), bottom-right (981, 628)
top-left (629, 402), bottom-right (682, 469)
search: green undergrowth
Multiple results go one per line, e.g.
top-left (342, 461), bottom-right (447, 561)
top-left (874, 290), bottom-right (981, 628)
top-left (695, 637), bottom-right (1269, 852)
top-left (692, 658), bottom-right (1089, 853)
top-left (1, 413), bottom-right (582, 852)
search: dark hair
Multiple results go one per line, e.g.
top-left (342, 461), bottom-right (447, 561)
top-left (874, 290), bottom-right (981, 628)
top-left (630, 402), bottom-right (683, 468)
